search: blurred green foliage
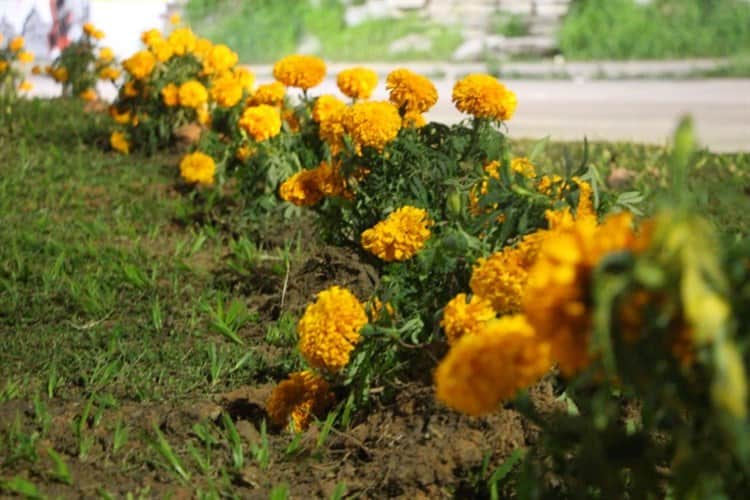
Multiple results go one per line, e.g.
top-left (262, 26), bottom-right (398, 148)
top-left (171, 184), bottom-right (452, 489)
top-left (185, 0), bottom-right (462, 62)
top-left (560, 0), bottom-right (750, 60)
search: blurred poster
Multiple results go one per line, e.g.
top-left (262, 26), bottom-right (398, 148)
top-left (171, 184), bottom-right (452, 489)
top-left (0, 0), bottom-right (90, 59)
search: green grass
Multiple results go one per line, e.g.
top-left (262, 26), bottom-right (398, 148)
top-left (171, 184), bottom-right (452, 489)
top-left (185, 0), bottom-right (461, 63)
top-left (559, 0), bottom-right (750, 60)
top-left (0, 98), bottom-right (748, 496)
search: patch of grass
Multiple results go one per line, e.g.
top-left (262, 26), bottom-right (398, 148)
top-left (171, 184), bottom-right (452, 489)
top-left (185, 0), bottom-right (461, 62)
top-left (560, 0), bottom-right (750, 60)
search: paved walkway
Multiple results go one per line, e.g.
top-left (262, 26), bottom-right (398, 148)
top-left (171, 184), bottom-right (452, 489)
top-left (28, 74), bottom-right (750, 153)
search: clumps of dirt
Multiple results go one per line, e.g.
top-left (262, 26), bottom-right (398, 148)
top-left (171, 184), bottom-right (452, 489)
top-left (238, 244), bottom-right (379, 324)
top-left (216, 380), bottom-right (559, 499)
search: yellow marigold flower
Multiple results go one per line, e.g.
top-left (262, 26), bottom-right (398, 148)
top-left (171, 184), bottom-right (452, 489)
top-left (179, 151), bottom-right (215, 186)
top-left (110, 131), bottom-right (130, 154)
top-left (79, 88), bottom-right (97, 101)
top-left (193, 38), bottom-right (214, 60)
top-left (536, 174), bottom-right (564, 197)
top-left (197, 106), bottom-right (211, 126)
top-left (337, 66), bottom-right (378, 100)
top-left (470, 245), bottom-right (532, 315)
top-left (203, 44), bottom-right (238, 75)
top-left (318, 109), bottom-right (346, 155)
top-left (402, 111), bottom-right (426, 128)
top-left (312, 94), bottom-right (346, 123)
top-left (235, 144), bottom-right (254, 162)
top-left (51, 67), bottom-right (68, 83)
top-left (572, 177), bottom-right (595, 220)
top-left (99, 66), bottom-right (121, 81)
top-left (167, 27), bottom-right (197, 56)
top-left (435, 314), bottom-right (551, 416)
top-left (247, 82), bottom-right (286, 107)
top-left (18, 51), bottom-right (33, 63)
top-left (297, 286), bottom-right (368, 372)
top-left (157, 82), bottom-right (177, 106)
top-left (234, 67), bottom-right (255, 92)
top-left (123, 80), bottom-right (138, 97)
top-left (177, 80), bottom-right (208, 108)
top-left (266, 371), bottom-right (335, 431)
top-left (452, 73), bottom-right (517, 121)
top-left (210, 73), bottom-right (244, 108)
top-left (141, 28), bottom-right (163, 47)
top-left (169, 13), bottom-right (181, 25)
top-left (9, 36), bottom-right (24, 52)
top-left (361, 206), bottom-right (432, 262)
top-left (18, 80), bottom-right (32, 92)
top-left (441, 293), bottom-right (496, 345)
top-left (98, 47), bottom-right (114, 64)
top-left (279, 169), bottom-right (324, 207)
top-left (93, 30), bottom-right (105, 40)
top-left (523, 212), bottom-right (638, 377)
top-left (123, 50), bottom-right (156, 80)
top-left (83, 22), bottom-right (96, 37)
top-left (149, 39), bottom-right (173, 62)
top-left (278, 161), bottom-right (348, 206)
top-left (273, 54), bottom-right (326, 90)
top-left (239, 104), bottom-right (282, 142)
top-left (109, 106), bottom-right (131, 125)
top-left (386, 68), bottom-right (438, 113)
top-left (342, 101), bottom-right (401, 152)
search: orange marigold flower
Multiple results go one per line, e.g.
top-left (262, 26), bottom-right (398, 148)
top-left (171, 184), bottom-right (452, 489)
top-left (109, 106), bottom-right (131, 125)
top-left (402, 111), bottom-right (426, 128)
top-left (337, 66), bottom-right (378, 100)
top-left (179, 151), bottom-right (215, 186)
top-left (247, 82), bottom-right (286, 107)
top-left (123, 50), bottom-right (156, 80)
top-left (279, 169), bottom-right (324, 207)
top-left (361, 206), bottom-right (432, 262)
top-left (266, 371), bottom-right (335, 431)
top-left (523, 212), bottom-right (638, 376)
top-left (210, 72), bottom-right (244, 108)
top-left (202, 44), bottom-right (238, 75)
top-left (98, 47), bottom-right (114, 63)
top-left (79, 88), bottom-right (97, 101)
top-left (471, 244), bottom-right (533, 315)
top-left (167, 27), bottom-right (197, 56)
top-left (452, 73), bottom-right (517, 121)
top-left (435, 314), bottom-right (551, 416)
top-left (141, 29), bottom-right (163, 48)
top-left (297, 286), bottom-right (368, 372)
top-left (441, 293), bottom-right (496, 345)
top-left (239, 104), bottom-right (282, 142)
top-left (273, 54), bottom-right (326, 90)
top-left (18, 80), bottom-right (33, 92)
top-left (386, 68), bottom-right (438, 113)
top-left (342, 101), bottom-right (401, 152)
top-left (9, 36), bottom-right (24, 52)
top-left (110, 131), bottom-right (130, 154)
top-left (99, 66), bottom-right (121, 81)
top-left (312, 94), bottom-right (346, 123)
top-left (52, 67), bottom-right (68, 83)
top-left (178, 80), bottom-right (208, 108)
top-left (18, 51), bottom-right (33, 63)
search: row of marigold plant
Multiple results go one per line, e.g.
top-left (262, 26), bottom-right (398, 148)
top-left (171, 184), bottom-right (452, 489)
top-left (35, 19), bottom-right (750, 497)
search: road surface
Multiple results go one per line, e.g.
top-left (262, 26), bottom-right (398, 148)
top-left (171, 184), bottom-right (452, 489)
top-left (29, 75), bottom-right (750, 153)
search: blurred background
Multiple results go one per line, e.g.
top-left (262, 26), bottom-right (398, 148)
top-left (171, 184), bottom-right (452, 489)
top-left (2, 0), bottom-right (749, 150)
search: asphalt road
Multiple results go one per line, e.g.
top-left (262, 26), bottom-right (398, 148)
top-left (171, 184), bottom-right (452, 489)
top-left (29, 75), bottom-right (750, 152)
